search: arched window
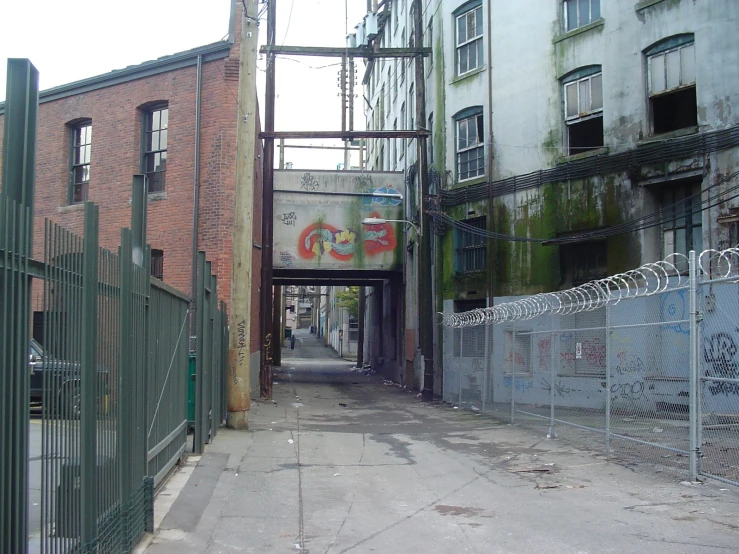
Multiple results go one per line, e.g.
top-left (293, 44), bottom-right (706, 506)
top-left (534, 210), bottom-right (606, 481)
top-left (645, 34), bottom-right (696, 135)
top-left (562, 66), bottom-right (603, 155)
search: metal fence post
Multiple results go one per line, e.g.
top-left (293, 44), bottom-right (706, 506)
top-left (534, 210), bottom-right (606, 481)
top-left (688, 249), bottom-right (699, 481)
top-left (81, 202), bottom-right (100, 552)
top-left (605, 304), bottom-right (612, 458)
top-left (458, 327), bottom-right (463, 408)
top-left (511, 322), bottom-right (516, 423)
top-left (548, 329), bottom-right (557, 439)
top-left (195, 252), bottom-right (206, 454)
top-left (119, 229), bottom-right (134, 528)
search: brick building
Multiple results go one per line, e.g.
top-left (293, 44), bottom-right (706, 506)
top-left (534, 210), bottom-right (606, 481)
top-left (0, 1), bottom-right (263, 359)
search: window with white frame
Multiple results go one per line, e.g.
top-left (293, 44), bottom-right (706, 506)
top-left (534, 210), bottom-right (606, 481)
top-left (564, 0), bottom-right (600, 32)
top-left (646, 35), bottom-right (696, 135)
top-left (563, 67), bottom-right (603, 155)
top-left (455, 108), bottom-right (484, 181)
top-left (455, 2), bottom-right (483, 76)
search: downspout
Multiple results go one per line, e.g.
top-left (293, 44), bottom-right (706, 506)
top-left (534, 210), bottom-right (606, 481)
top-left (190, 54), bottom-right (203, 337)
top-left (486, 0), bottom-right (495, 302)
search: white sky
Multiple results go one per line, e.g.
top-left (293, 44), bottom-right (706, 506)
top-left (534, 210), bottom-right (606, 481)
top-left (0, 0), bottom-right (369, 170)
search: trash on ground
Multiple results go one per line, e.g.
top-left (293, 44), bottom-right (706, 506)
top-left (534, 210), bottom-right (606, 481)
top-left (470, 406), bottom-right (480, 412)
top-left (535, 484), bottom-right (559, 490)
top-left (339, 403), bottom-right (347, 407)
top-left (511, 468), bottom-right (551, 473)
top-left (453, 406), bottom-right (459, 409)
top-left (652, 427), bottom-right (664, 433)
top-left (288, 439), bottom-right (294, 444)
top-left (334, 473), bottom-right (341, 477)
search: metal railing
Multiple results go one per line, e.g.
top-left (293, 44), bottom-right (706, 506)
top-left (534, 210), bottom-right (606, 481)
top-left (444, 249), bottom-right (739, 487)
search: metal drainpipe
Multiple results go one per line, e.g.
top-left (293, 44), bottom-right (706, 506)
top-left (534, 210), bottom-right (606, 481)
top-left (190, 54), bottom-right (203, 336)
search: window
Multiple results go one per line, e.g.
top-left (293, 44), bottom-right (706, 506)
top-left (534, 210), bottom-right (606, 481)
top-left (380, 86), bottom-right (385, 129)
top-left (428, 113), bottom-right (434, 165)
top-left (70, 121), bottom-right (92, 203)
top-left (392, 119), bottom-right (398, 169)
top-left (455, 3), bottom-right (483, 76)
top-left (143, 105), bottom-right (168, 193)
top-left (151, 249), bottom-right (164, 280)
top-left (409, 2), bottom-right (416, 47)
top-left (453, 300), bottom-right (486, 358)
top-left (660, 181), bottom-right (702, 269)
top-left (455, 108), bottom-right (484, 181)
top-left (564, 0), bottom-right (600, 32)
top-left (393, 60), bottom-right (398, 97)
top-left (560, 240), bottom-right (607, 286)
top-left (454, 217), bottom-right (486, 273)
top-left (409, 84), bottom-right (415, 131)
top-left (401, 30), bottom-right (406, 82)
top-left (563, 67), bottom-right (603, 155)
top-left (505, 329), bottom-right (531, 374)
top-left (647, 36), bottom-right (696, 135)
top-left (400, 103), bottom-right (406, 160)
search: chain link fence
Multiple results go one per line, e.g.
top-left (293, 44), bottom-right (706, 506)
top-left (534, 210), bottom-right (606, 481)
top-left (444, 250), bottom-right (739, 487)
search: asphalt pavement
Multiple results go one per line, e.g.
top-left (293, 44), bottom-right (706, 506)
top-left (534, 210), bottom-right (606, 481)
top-left (139, 328), bottom-right (739, 553)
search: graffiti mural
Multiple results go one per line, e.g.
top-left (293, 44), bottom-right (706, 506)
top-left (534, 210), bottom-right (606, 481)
top-left (297, 211), bottom-right (397, 261)
top-left (361, 185), bottom-right (403, 209)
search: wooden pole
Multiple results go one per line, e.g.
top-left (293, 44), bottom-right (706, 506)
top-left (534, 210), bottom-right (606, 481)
top-left (226, 0), bottom-right (259, 429)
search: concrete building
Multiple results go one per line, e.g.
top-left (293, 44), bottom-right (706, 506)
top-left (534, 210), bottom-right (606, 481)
top-left (0, 0), bottom-right (264, 386)
top-left (361, 0), bottom-right (739, 395)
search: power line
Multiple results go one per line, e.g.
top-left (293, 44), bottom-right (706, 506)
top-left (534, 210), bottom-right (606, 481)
top-left (432, 169), bottom-right (739, 244)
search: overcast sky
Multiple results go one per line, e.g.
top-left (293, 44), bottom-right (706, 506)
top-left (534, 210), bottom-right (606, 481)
top-left (0, 0), bottom-right (368, 169)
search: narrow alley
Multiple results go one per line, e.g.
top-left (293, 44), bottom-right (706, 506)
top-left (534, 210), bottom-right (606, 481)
top-left (140, 330), bottom-right (739, 553)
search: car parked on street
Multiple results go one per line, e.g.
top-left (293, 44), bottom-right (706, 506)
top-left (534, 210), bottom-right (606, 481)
top-left (29, 339), bottom-right (108, 418)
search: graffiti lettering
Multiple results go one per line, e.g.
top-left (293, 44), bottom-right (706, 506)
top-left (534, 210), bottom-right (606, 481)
top-left (611, 380), bottom-right (647, 402)
top-left (279, 251), bottom-right (295, 267)
top-left (708, 382), bottom-right (739, 396)
top-left (703, 332), bottom-right (739, 378)
top-left (615, 355), bottom-right (644, 376)
top-left (503, 376), bottom-right (533, 392)
top-left (237, 320), bottom-right (247, 348)
top-left (281, 212), bottom-right (297, 226)
top-left (537, 337), bottom-right (551, 370)
top-left (361, 185), bottom-right (403, 209)
top-left (660, 290), bottom-right (690, 334)
top-left (300, 172), bottom-right (320, 191)
top-left (539, 377), bottom-right (576, 397)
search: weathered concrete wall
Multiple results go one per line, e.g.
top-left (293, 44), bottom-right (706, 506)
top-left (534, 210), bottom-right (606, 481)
top-left (273, 170), bottom-right (404, 272)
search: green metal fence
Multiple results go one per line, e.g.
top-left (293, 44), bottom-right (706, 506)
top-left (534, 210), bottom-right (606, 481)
top-left (1, 57), bottom-right (230, 553)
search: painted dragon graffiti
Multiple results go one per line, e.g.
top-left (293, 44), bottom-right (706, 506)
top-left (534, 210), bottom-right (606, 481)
top-left (297, 212), bottom-right (397, 261)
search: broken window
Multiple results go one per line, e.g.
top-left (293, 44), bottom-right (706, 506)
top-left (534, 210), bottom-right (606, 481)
top-left (453, 299), bottom-right (486, 358)
top-left (455, 3), bottom-right (483, 76)
top-left (563, 68), bottom-right (603, 155)
top-left (647, 37), bottom-right (696, 135)
top-left (455, 108), bottom-right (484, 180)
top-left (564, 0), bottom-right (601, 32)
top-left (151, 249), bottom-right (164, 280)
top-left (559, 239), bottom-right (607, 286)
top-left (660, 181), bottom-right (702, 270)
top-left (454, 217), bottom-right (487, 273)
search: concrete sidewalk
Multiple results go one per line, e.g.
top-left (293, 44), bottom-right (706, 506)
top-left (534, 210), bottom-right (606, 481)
top-left (140, 359), bottom-right (739, 553)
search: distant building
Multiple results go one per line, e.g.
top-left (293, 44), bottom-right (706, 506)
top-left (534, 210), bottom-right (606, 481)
top-left (0, 0), bottom-right (264, 381)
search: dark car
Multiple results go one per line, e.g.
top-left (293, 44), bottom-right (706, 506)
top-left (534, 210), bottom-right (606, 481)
top-left (29, 339), bottom-right (108, 418)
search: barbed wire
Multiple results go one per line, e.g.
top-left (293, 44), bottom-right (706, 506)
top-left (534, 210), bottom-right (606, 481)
top-left (440, 253), bottom-right (695, 328)
top-left (699, 247), bottom-right (739, 281)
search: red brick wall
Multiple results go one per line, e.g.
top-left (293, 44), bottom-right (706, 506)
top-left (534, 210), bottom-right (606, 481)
top-left (0, 2), bottom-right (264, 354)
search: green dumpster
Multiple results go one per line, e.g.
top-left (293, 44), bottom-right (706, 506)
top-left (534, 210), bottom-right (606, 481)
top-left (187, 354), bottom-right (196, 425)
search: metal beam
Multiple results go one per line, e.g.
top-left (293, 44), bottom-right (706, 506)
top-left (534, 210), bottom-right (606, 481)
top-left (260, 130), bottom-right (429, 140)
top-left (259, 45), bottom-right (431, 59)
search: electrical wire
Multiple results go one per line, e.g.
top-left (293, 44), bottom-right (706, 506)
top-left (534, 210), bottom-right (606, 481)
top-left (431, 169), bottom-right (739, 244)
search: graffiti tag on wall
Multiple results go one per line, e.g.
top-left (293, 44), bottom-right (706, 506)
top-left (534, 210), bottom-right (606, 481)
top-left (297, 211), bottom-right (397, 261)
top-left (703, 332), bottom-right (739, 396)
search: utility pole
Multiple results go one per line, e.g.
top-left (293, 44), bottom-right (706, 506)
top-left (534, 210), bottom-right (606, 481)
top-left (414, 0), bottom-right (434, 401)
top-left (260, 0), bottom-right (277, 399)
top-left (227, 0), bottom-right (259, 429)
